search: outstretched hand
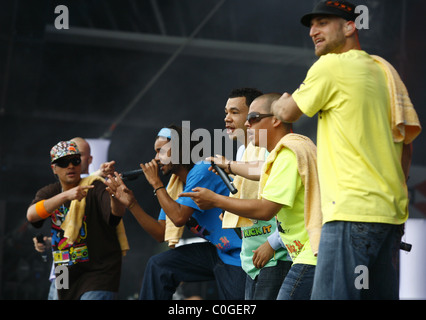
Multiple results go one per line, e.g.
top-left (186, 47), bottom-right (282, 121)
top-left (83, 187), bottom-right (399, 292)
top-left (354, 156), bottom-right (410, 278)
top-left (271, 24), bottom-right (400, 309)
top-left (105, 172), bottom-right (137, 209)
top-left (65, 185), bottom-right (94, 202)
top-left (99, 160), bottom-right (116, 178)
top-left (179, 187), bottom-right (218, 210)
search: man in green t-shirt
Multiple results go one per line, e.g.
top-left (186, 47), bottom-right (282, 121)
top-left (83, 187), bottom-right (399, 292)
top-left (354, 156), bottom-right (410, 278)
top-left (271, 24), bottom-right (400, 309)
top-left (181, 93), bottom-right (320, 300)
top-left (271, 0), bottom-right (421, 299)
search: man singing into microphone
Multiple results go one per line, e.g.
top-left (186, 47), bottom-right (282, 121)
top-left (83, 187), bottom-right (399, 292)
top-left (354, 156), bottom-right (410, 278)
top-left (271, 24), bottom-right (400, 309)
top-left (105, 125), bottom-right (245, 300)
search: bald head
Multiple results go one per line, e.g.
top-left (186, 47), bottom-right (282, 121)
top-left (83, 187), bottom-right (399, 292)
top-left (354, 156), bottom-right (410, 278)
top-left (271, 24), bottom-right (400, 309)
top-left (71, 137), bottom-right (92, 174)
top-left (252, 93), bottom-right (293, 132)
top-left (252, 93), bottom-right (282, 113)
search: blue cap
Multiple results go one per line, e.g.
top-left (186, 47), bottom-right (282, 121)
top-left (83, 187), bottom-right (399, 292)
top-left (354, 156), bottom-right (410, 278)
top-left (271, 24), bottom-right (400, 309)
top-left (157, 128), bottom-right (172, 139)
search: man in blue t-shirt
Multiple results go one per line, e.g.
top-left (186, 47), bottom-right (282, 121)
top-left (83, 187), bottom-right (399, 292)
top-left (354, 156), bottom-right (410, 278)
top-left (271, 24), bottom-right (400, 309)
top-left (105, 125), bottom-right (245, 300)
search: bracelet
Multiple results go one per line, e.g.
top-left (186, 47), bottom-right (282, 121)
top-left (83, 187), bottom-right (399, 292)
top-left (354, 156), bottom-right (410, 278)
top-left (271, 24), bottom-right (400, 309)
top-left (128, 200), bottom-right (137, 210)
top-left (227, 161), bottom-right (235, 175)
top-left (35, 200), bottom-right (52, 219)
top-left (154, 186), bottom-right (165, 196)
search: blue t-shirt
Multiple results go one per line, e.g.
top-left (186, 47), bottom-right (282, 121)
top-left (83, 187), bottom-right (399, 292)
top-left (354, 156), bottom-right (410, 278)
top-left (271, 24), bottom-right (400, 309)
top-left (158, 162), bottom-right (242, 266)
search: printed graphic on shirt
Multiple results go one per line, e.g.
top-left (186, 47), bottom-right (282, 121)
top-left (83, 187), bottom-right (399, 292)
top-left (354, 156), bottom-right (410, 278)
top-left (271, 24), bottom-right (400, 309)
top-left (277, 220), bottom-right (290, 235)
top-left (277, 221), bottom-right (303, 260)
top-left (51, 205), bottom-right (89, 266)
top-left (215, 236), bottom-right (231, 251)
top-left (242, 223), bottom-right (273, 238)
top-left (186, 217), bottom-right (210, 238)
top-left (284, 240), bottom-right (304, 259)
top-left (185, 217), bottom-right (231, 252)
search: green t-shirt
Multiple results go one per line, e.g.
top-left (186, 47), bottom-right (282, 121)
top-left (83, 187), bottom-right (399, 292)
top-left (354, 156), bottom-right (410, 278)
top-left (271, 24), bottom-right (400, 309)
top-left (240, 218), bottom-right (289, 279)
top-left (237, 145), bottom-right (290, 280)
top-left (293, 50), bottom-right (408, 225)
top-left (261, 148), bottom-right (316, 266)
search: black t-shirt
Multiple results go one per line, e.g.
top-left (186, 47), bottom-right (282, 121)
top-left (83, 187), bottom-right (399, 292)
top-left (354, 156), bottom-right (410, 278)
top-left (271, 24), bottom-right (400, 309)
top-left (30, 180), bottom-right (122, 300)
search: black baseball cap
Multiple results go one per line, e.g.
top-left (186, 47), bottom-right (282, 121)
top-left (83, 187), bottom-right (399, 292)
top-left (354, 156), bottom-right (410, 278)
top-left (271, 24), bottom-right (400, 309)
top-left (301, 0), bottom-right (359, 27)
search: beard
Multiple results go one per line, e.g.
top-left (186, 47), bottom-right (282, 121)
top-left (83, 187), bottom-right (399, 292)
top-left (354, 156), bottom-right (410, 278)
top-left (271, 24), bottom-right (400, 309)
top-left (314, 31), bottom-right (346, 57)
top-left (159, 162), bottom-right (180, 178)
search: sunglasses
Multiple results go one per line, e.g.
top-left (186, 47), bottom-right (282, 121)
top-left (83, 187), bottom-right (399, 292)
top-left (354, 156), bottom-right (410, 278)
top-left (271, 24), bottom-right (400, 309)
top-left (246, 112), bottom-right (274, 125)
top-left (54, 157), bottom-right (81, 168)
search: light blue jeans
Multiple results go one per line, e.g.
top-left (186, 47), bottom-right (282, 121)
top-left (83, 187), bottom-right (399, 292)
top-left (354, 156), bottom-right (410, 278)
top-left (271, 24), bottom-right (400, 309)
top-left (48, 278), bottom-right (117, 300)
top-left (48, 280), bottom-right (58, 300)
top-left (79, 291), bottom-right (118, 300)
top-left (311, 221), bottom-right (402, 300)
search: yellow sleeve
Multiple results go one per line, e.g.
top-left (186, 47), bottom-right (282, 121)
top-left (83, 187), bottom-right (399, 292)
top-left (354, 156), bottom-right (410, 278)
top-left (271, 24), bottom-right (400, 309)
top-left (292, 54), bottom-right (340, 117)
top-left (261, 148), bottom-right (302, 208)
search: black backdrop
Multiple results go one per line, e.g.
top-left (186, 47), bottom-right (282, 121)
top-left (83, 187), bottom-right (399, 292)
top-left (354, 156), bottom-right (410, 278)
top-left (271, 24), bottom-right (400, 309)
top-left (0, 0), bottom-right (425, 299)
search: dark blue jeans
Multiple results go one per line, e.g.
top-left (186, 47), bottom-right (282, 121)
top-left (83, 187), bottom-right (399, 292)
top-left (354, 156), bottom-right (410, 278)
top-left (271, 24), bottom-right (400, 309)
top-left (311, 221), bottom-right (402, 300)
top-left (139, 242), bottom-right (246, 300)
top-left (245, 260), bottom-right (292, 300)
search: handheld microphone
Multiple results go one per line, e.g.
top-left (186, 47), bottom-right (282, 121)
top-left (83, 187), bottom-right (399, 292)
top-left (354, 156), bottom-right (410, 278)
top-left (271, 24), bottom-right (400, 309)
top-left (121, 169), bottom-right (144, 181)
top-left (400, 241), bottom-right (412, 252)
top-left (36, 233), bottom-right (48, 262)
top-left (211, 162), bottom-right (238, 194)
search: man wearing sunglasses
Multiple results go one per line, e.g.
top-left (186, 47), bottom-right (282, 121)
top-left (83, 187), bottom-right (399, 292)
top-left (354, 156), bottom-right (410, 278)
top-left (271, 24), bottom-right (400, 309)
top-left (181, 93), bottom-right (321, 300)
top-left (27, 140), bottom-right (126, 300)
top-left (214, 88), bottom-right (292, 300)
top-left (32, 137), bottom-right (118, 300)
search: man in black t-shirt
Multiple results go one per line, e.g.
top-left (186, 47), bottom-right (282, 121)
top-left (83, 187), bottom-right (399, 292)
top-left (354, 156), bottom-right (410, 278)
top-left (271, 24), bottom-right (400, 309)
top-left (27, 141), bottom-right (126, 300)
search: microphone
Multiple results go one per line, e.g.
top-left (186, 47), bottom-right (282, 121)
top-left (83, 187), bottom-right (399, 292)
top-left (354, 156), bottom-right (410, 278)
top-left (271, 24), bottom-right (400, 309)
top-left (121, 169), bottom-right (144, 181)
top-left (211, 162), bottom-right (238, 194)
top-left (36, 233), bottom-right (47, 262)
top-left (400, 241), bottom-right (412, 252)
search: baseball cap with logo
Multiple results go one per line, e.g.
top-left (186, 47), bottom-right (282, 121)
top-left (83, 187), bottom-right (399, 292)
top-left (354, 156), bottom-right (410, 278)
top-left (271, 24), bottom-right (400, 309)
top-left (50, 141), bottom-right (80, 163)
top-left (301, 0), bottom-right (359, 27)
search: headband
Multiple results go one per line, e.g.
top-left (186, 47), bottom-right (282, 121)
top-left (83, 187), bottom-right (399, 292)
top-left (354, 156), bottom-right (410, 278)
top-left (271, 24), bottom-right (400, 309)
top-left (157, 128), bottom-right (172, 139)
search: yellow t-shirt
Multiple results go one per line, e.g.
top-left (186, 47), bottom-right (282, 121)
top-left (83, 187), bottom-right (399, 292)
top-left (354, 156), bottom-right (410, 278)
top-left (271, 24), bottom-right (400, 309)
top-left (261, 148), bottom-right (316, 266)
top-left (293, 50), bottom-right (408, 225)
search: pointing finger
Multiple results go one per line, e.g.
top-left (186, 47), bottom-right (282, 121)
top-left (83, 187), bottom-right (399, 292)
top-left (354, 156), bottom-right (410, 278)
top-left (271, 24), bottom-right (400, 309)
top-left (178, 192), bottom-right (195, 198)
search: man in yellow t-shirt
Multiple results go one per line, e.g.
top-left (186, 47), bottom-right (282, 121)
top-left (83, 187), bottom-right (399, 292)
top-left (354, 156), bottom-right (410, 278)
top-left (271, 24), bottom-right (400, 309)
top-left (181, 93), bottom-right (319, 300)
top-left (262, 148), bottom-right (316, 268)
top-left (272, 0), bottom-right (420, 299)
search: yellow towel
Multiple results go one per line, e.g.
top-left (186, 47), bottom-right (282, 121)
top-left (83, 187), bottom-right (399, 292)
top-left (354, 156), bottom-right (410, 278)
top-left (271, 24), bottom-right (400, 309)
top-left (372, 55), bottom-right (422, 144)
top-left (222, 143), bottom-right (267, 228)
top-left (115, 220), bottom-right (130, 256)
top-left (259, 133), bottom-right (322, 256)
top-left (61, 175), bottom-right (130, 256)
top-left (163, 174), bottom-right (185, 248)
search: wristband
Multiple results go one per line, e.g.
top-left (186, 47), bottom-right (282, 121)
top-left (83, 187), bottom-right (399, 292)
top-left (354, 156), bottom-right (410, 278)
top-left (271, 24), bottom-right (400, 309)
top-left (154, 186), bottom-right (165, 196)
top-left (35, 200), bottom-right (52, 219)
top-left (227, 161), bottom-right (235, 175)
top-left (128, 200), bottom-right (137, 210)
